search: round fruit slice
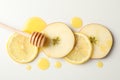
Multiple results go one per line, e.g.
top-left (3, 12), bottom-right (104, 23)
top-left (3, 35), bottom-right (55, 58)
top-left (42, 22), bottom-right (75, 58)
top-left (80, 23), bottom-right (113, 58)
top-left (7, 33), bottom-right (38, 64)
top-left (64, 33), bottom-right (92, 64)
top-left (23, 17), bottom-right (46, 33)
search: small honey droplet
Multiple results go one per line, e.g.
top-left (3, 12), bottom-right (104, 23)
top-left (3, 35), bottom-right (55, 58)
top-left (26, 64), bottom-right (32, 71)
top-left (71, 17), bottom-right (83, 28)
top-left (54, 61), bottom-right (62, 69)
top-left (96, 61), bottom-right (103, 68)
top-left (37, 58), bottom-right (50, 70)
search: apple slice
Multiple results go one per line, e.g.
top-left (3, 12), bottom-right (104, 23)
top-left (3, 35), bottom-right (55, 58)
top-left (80, 23), bottom-right (113, 58)
top-left (42, 22), bottom-right (75, 58)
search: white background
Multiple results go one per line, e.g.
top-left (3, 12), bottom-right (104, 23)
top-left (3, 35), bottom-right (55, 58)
top-left (0, 0), bottom-right (120, 80)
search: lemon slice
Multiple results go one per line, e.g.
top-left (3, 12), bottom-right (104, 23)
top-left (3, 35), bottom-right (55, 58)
top-left (64, 33), bottom-right (92, 64)
top-left (7, 33), bottom-right (38, 64)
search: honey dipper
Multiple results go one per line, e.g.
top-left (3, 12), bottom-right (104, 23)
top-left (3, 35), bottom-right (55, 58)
top-left (0, 23), bottom-right (46, 47)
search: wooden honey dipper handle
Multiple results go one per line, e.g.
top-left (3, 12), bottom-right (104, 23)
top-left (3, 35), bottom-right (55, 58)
top-left (0, 23), bottom-right (30, 37)
top-left (0, 22), bottom-right (46, 47)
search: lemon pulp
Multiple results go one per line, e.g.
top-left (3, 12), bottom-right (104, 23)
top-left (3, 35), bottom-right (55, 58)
top-left (65, 33), bottom-right (92, 64)
top-left (23, 17), bottom-right (46, 33)
top-left (54, 61), bottom-right (62, 69)
top-left (37, 58), bottom-right (50, 70)
top-left (7, 33), bottom-right (38, 64)
top-left (71, 17), bottom-right (82, 28)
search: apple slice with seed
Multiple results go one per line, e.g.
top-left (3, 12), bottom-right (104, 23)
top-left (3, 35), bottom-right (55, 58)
top-left (80, 23), bottom-right (113, 58)
top-left (42, 22), bottom-right (75, 58)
